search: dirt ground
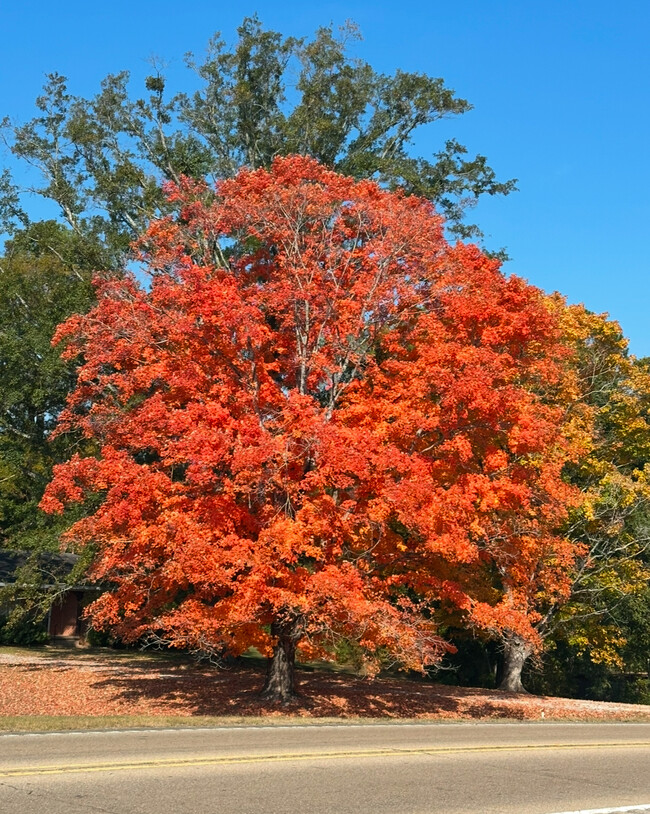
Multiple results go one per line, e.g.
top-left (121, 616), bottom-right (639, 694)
top-left (2, 647), bottom-right (649, 722)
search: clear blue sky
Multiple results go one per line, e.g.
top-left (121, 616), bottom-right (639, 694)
top-left (2, 1), bottom-right (649, 355)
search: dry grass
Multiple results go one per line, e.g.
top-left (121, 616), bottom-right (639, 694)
top-left (1, 646), bottom-right (649, 732)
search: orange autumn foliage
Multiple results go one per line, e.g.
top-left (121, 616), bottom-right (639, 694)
top-left (42, 156), bottom-right (581, 673)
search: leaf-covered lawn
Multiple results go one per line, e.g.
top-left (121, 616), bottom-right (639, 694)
top-left (2, 648), bottom-right (649, 723)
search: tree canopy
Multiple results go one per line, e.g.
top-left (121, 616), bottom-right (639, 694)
top-left (42, 156), bottom-right (578, 700)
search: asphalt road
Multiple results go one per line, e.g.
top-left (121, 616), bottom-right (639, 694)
top-left (1, 722), bottom-right (650, 813)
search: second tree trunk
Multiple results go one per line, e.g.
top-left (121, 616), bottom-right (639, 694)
top-left (498, 634), bottom-right (533, 693)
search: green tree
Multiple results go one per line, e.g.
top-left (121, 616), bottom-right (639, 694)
top-left (1, 17), bottom-right (515, 267)
top-left (0, 236), bottom-right (94, 551)
top-left (0, 232), bottom-right (97, 637)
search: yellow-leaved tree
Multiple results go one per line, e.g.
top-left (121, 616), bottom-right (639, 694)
top-left (527, 301), bottom-right (650, 689)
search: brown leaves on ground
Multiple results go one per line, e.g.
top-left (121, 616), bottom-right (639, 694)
top-left (1, 648), bottom-right (649, 722)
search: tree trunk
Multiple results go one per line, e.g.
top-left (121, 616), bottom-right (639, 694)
top-left (260, 622), bottom-right (299, 703)
top-left (498, 635), bottom-right (533, 693)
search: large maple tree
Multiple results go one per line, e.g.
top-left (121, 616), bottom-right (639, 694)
top-left (42, 156), bottom-right (579, 701)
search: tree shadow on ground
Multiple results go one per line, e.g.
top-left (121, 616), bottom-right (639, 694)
top-left (90, 662), bottom-right (532, 719)
top-left (5, 655), bottom-right (649, 720)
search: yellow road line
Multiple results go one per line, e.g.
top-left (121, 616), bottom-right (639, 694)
top-left (3, 741), bottom-right (650, 778)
